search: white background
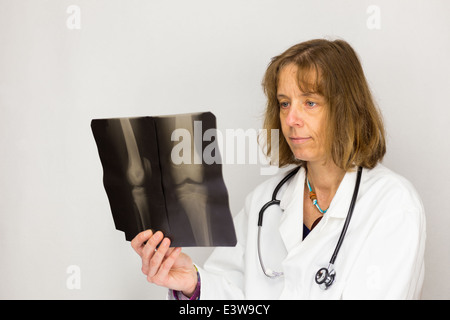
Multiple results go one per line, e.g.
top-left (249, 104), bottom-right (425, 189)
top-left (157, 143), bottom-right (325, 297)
top-left (0, 0), bottom-right (449, 299)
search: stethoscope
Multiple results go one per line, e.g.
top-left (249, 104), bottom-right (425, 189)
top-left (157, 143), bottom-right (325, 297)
top-left (257, 165), bottom-right (363, 290)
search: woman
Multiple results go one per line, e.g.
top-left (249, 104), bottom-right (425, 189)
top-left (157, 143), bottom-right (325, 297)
top-left (131, 39), bottom-right (426, 299)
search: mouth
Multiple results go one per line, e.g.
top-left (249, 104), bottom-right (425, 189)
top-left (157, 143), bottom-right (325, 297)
top-left (289, 136), bottom-right (311, 144)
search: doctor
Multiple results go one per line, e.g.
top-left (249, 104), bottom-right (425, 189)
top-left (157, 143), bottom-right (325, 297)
top-left (131, 39), bottom-right (426, 299)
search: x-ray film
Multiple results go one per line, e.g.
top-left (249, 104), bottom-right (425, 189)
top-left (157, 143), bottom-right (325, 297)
top-left (91, 112), bottom-right (237, 247)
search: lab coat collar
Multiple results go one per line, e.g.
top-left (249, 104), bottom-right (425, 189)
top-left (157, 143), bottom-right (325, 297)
top-left (325, 167), bottom-right (360, 219)
top-left (279, 166), bottom-right (305, 212)
top-left (277, 166), bottom-right (361, 252)
top-left (278, 166), bottom-right (305, 252)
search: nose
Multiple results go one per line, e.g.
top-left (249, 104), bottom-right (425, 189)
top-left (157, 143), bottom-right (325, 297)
top-left (284, 103), bottom-right (304, 128)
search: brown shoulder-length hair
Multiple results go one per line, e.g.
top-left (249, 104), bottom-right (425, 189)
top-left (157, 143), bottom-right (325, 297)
top-left (261, 39), bottom-right (386, 171)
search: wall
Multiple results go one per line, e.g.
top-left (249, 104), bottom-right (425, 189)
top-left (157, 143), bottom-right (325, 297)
top-left (0, 0), bottom-right (449, 299)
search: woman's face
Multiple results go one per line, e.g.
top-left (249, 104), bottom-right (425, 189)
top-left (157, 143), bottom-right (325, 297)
top-left (277, 64), bottom-right (328, 164)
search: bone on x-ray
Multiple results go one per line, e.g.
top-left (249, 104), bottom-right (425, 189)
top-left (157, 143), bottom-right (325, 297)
top-left (91, 112), bottom-right (237, 247)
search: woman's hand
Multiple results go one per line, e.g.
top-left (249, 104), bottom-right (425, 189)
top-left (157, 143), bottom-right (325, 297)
top-left (131, 230), bottom-right (198, 297)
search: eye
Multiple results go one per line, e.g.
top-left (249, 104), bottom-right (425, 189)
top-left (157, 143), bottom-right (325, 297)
top-left (306, 101), bottom-right (317, 108)
top-left (279, 101), bottom-right (290, 109)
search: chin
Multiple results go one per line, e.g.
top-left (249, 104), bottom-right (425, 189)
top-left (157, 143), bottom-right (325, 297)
top-left (290, 147), bottom-right (309, 160)
top-left (289, 144), bottom-right (323, 162)
top-left (291, 151), bottom-right (318, 163)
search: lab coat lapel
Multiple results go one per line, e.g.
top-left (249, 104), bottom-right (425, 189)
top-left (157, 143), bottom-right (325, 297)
top-left (278, 167), bottom-right (305, 252)
top-left (277, 166), bottom-right (360, 253)
top-left (322, 167), bottom-right (360, 222)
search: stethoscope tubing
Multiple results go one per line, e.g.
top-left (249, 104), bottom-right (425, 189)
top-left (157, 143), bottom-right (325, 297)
top-left (329, 166), bottom-right (362, 265)
top-left (257, 165), bottom-right (363, 289)
top-left (257, 166), bottom-right (300, 227)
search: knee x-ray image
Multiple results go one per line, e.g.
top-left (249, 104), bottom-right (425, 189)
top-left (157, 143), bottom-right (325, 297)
top-left (91, 112), bottom-right (237, 247)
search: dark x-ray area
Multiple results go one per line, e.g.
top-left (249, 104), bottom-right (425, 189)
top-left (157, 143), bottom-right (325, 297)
top-left (91, 112), bottom-right (237, 247)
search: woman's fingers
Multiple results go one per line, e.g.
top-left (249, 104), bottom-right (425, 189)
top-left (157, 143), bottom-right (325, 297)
top-left (131, 229), bottom-right (153, 256)
top-left (141, 231), bottom-right (164, 274)
top-left (130, 231), bottom-right (196, 293)
top-left (147, 237), bottom-right (171, 278)
top-left (149, 247), bottom-right (182, 287)
top-left (158, 247), bottom-right (182, 278)
top-left (131, 230), bottom-right (189, 290)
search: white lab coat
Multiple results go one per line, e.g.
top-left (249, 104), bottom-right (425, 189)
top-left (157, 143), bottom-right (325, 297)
top-left (193, 164), bottom-right (426, 299)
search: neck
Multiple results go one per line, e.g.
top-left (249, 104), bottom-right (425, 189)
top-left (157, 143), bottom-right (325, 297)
top-left (306, 160), bottom-right (346, 197)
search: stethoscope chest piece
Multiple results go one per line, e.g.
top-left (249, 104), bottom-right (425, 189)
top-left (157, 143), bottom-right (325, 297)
top-left (315, 264), bottom-right (336, 290)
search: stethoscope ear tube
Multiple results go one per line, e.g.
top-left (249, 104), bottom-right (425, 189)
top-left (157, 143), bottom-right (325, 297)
top-left (257, 200), bottom-right (280, 226)
top-left (328, 166), bottom-right (363, 265)
top-left (256, 166), bottom-right (301, 278)
top-left (257, 166), bottom-right (300, 227)
top-left (257, 226), bottom-right (284, 278)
